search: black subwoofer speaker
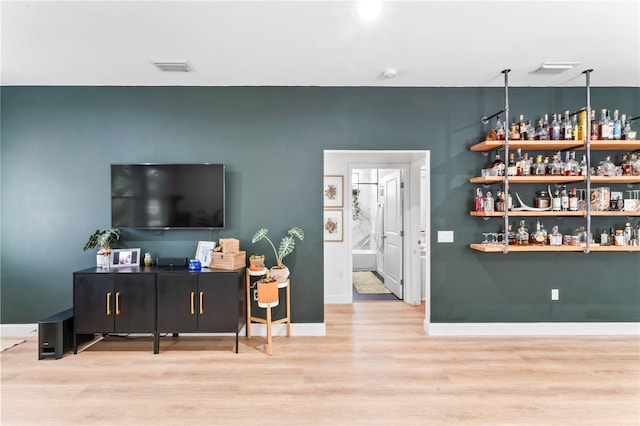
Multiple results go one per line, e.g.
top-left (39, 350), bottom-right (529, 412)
top-left (38, 308), bottom-right (91, 360)
top-left (156, 257), bottom-right (188, 267)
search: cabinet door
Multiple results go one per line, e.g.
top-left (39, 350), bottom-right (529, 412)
top-left (157, 274), bottom-right (198, 333)
top-left (114, 274), bottom-right (155, 333)
top-left (74, 273), bottom-right (114, 333)
top-left (197, 273), bottom-right (238, 332)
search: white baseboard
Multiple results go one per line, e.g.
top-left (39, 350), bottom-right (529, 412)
top-left (0, 323), bottom-right (327, 338)
top-left (1, 324), bottom-right (38, 337)
top-left (426, 322), bottom-right (640, 336)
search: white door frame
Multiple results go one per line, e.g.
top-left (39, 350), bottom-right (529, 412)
top-left (324, 150), bottom-right (430, 331)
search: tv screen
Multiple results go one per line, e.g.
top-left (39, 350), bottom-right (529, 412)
top-left (111, 164), bottom-right (225, 229)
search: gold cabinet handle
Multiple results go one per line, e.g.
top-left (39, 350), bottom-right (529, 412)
top-left (190, 291), bottom-right (195, 315)
top-left (199, 291), bottom-right (204, 314)
top-left (115, 292), bottom-right (121, 315)
top-left (106, 292), bottom-right (112, 316)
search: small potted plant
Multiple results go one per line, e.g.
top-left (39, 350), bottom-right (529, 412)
top-left (83, 229), bottom-right (120, 268)
top-left (257, 269), bottom-right (279, 305)
top-left (251, 227), bottom-right (304, 283)
top-left (248, 254), bottom-right (266, 271)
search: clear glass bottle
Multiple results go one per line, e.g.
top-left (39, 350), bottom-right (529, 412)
top-left (579, 154), bottom-right (587, 176)
top-left (621, 113), bottom-right (630, 140)
top-left (560, 185), bottom-right (569, 212)
top-left (530, 218), bottom-right (547, 246)
top-left (612, 109), bottom-right (622, 140)
top-left (552, 188), bottom-right (562, 211)
top-left (599, 108), bottom-right (612, 140)
top-left (564, 151), bottom-right (579, 176)
top-left (562, 110), bottom-right (573, 140)
top-left (542, 114), bottom-right (550, 140)
top-left (490, 153), bottom-right (505, 176)
top-left (507, 153), bottom-right (517, 176)
top-left (599, 155), bottom-right (615, 176)
top-left (571, 114), bottom-right (579, 140)
top-left (495, 115), bottom-right (504, 140)
top-left (516, 220), bottom-right (529, 245)
top-left (569, 187), bottom-right (578, 211)
top-left (549, 152), bottom-right (564, 176)
top-left (551, 113), bottom-right (561, 140)
top-left (484, 191), bottom-right (494, 213)
top-left (521, 152), bottom-right (531, 176)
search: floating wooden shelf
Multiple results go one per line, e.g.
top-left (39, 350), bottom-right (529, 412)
top-left (470, 176), bottom-right (585, 184)
top-left (470, 139), bottom-right (640, 152)
top-left (469, 211), bottom-right (585, 217)
top-left (590, 211), bottom-right (640, 217)
top-left (590, 176), bottom-right (640, 184)
top-left (469, 243), bottom-right (640, 253)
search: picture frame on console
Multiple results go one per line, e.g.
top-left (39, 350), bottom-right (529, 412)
top-left (195, 241), bottom-right (216, 267)
top-left (110, 248), bottom-right (141, 268)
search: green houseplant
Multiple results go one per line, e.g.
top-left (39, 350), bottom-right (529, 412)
top-left (251, 227), bottom-right (304, 283)
top-left (83, 229), bottom-right (120, 268)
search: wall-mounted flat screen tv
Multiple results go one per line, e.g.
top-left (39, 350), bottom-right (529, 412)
top-left (111, 164), bottom-right (225, 229)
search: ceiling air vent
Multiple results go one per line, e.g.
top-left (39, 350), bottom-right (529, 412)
top-left (532, 62), bottom-right (581, 74)
top-left (153, 61), bottom-right (193, 72)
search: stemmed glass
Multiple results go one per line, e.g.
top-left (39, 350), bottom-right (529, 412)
top-left (481, 233), bottom-right (490, 244)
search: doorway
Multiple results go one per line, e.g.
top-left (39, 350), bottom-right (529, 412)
top-left (351, 167), bottom-right (403, 300)
top-left (323, 150), bottom-right (430, 317)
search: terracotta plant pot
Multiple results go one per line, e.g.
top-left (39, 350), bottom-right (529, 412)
top-left (248, 255), bottom-right (265, 271)
top-left (257, 279), bottom-right (279, 304)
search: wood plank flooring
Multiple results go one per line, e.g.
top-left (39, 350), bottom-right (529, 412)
top-left (2, 302), bottom-right (639, 425)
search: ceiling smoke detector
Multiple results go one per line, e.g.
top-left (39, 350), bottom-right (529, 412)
top-left (153, 61), bottom-right (193, 72)
top-left (382, 68), bottom-right (397, 79)
top-left (532, 62), bottom-right (581, 74)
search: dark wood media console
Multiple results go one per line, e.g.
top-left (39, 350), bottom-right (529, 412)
top-left (73, 266), bottom-right (246, 354)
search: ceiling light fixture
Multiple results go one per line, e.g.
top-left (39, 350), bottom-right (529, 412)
top-left (153, 61), bottom-right (193, 72)
top-left (532, 62), bottom-right (581, 74)
top-left (358, 0), bottom-right (381, 21)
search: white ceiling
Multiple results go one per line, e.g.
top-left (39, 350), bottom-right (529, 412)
top-left (2, 0), bottom-right (639, 87)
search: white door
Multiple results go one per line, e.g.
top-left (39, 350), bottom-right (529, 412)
top-left (381, 170), bottom-right (403, 299)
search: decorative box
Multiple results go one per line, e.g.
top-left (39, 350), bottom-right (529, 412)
top-left (209, 251), bottom-right (246, 270)
top-left (219, 238), bottom-right (240, 253)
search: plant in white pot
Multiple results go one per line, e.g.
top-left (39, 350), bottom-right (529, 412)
top-left (251, 227), bottom-right (304, 284)
top-left (83, 229), bottom-right (120, 268)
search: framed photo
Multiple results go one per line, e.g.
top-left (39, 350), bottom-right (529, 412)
top-left (110, 248), bottom-right (141, 268)
top-left (324, 209), bottom-right (343, 242)
top-left (195, 241), bottom-right (216, 267)
top-left (323, 175), bottom-right (344, 208)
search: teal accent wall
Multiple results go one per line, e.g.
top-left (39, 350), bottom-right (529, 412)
top-left (1, 86), bottom-right (639, 324)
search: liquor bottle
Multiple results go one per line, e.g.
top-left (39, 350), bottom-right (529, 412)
top-left (565, 151), bottom-right (578, 176)
top-left (560, 185), bottom-right (569, 212)
top-left (518, 114), bottom-right (527, 139)
top-left (515, 148), bottom-right (523, 176)
top-left (510, 123), bottom-right (520, 140)
top-left (562, 110), bottom-right (573, 140)
top-left (579, 154), bottom-right (587, 176)
top-left (475, 188), bottom-right (484, 212)
top-left (495, 115), bottom-right (505, 140)
top-left (621, 114), bottom-right (631, 140)
top-left (541, 114), bottom-right (550, 140)
top-left (507, 224), bottom-right (516, 245)
top-left (590, 109), bottom-right (599, 140)
top-left (599, 109), bottom-right (613, 140)
top-left (569, 187), bottom-right (578, 211)
top-left (530, 218), bottom-right (547, 246)
top-left (490, 153), bottom-right (505, 176)
top-left (551, 113), bottom-right (561, 140)
top-left (484, 191), bottom-right (494, 213)
top-left (612, 109), bottom-right (622, 140)
top-left (600, 229), bottom-right (610, 246)
top-left (571, 114), bottom-right (579, 140)
top-left (552, 188), bottom-right (561, 211)
top-left (507, 153), bottom-right (517, 176)
top-left (522, 152), bottom-right (531, 176)
top-left (496, 188), bottom-right (504, 212)
top-left (516, 220), bottom-right (529, 245)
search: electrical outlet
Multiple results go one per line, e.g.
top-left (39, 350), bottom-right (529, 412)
top-left (253, 289), bottom-right (258, 301)
top-left (551, 289), bottom-right (559, 301)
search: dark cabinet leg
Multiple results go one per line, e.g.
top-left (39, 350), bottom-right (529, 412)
top-left (154, 333), bottom-right (159, 354)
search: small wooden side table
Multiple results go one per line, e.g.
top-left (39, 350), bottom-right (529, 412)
top-left (245, 268), bottom-right (291, 354)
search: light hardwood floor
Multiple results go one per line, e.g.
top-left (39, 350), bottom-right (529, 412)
top-left (2, 302), bottom-right (639, 425)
